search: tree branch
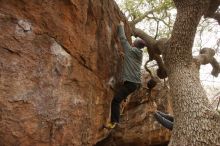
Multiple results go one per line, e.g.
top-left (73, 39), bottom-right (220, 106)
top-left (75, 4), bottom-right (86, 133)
top-left (204, 0), bottom-right (220, 24)
top-left (130, 2), bottom-right (173, 25)
top-left (131, 10), bottom-right (154, 25)
top-left (207, 12), bottom-right (220, 24)
top-left (205, 0), bottom-right (220, 16)
top-left (146, 15), bottom-right (171, 28)
top-left (195, 48), bottom-right (220, 77)
top-left (131, 27), bottom-right (156, 50)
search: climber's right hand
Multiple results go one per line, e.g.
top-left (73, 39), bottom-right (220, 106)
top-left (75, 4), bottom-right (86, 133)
top-left (119, 21), bottom-right (124, 26)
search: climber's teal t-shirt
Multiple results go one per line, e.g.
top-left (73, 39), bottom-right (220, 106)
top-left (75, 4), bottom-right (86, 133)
top-left (118, 25), bottom-right (143, 83)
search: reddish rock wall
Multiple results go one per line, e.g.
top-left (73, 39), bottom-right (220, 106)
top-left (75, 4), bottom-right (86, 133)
top-left (0, 0), bottom-right (127, 145)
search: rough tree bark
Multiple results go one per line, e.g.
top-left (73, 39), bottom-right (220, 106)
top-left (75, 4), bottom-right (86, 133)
top-left (128, 0), bottom-right (220, 145)
top-left (163, 0), bottom-right (220, 145)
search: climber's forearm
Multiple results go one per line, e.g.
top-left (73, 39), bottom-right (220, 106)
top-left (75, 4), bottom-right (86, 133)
top-left (118, 25), bottom-right (132, 51)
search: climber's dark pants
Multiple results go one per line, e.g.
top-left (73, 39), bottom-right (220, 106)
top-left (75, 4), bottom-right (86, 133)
top-left (111, 81), bottom-right (139, 123)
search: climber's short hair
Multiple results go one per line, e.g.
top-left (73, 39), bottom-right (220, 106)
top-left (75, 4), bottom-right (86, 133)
top-left (133, 38), bottom-right (146, 49)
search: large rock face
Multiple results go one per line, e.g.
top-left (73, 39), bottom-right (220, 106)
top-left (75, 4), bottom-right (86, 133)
top-left (0, 0), bottom-right (127, 145)
top-left (0, 0), bottom-right (171, 146)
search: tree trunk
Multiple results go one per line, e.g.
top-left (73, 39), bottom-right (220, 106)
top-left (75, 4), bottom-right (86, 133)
top-left (163, 1), bottom-right (220, 145)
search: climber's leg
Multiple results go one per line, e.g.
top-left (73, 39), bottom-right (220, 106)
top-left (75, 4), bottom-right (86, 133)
top-left (110, 81), bottom-right (138, 123)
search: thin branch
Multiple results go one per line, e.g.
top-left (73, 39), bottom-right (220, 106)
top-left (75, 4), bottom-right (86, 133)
top-left (154, 21), bottom-right (160, 39)
top-left (131, 9), bottom-right (154, 25)
top-left (146, 15), bottom-right (171, 28)
top-left (144, 60), bottom-right (153, 78)
top-left (131, 1), bottom-right (173, 25)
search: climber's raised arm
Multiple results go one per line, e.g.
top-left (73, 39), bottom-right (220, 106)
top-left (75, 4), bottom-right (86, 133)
top-left (118, 21), bottom-right (132, 53)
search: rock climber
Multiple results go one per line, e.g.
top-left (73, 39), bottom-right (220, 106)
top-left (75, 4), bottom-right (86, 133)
top-left (105, 21), bottom-right (146, 129)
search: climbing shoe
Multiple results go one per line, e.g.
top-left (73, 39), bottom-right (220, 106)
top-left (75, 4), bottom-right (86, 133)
top-left (104, 122), bottom-right (117, 129)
